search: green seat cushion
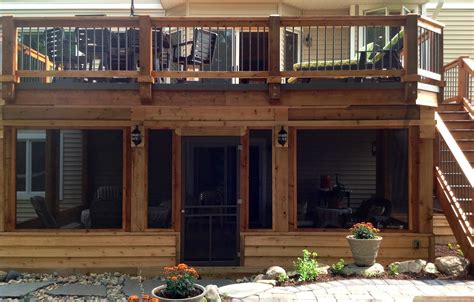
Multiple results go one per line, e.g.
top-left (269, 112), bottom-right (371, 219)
top-left (292, 42), bottom-right (374, 71)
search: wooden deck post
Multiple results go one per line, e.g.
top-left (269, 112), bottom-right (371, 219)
top-left (2, 16), bottom-right (18, 103)
top-left (130, 125), bottom-right (147, 232)
top-left (404, 14), bottom-right (419, 103)
top-left (419, 107), bottom-right (435, 235)
top-left (139, 15), bottom-right (154, 104)
top-left (273, 122), bottom-right (289, 232)
top-left (0, 126), bottom-right (5, 232)
top-left (268, 15), bottom-right (281, 103)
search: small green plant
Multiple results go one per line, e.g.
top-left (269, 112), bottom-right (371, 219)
top-left (330, 258), bottom-right (345, 275)
top-left (350, 222), bottom-right (380, 239)
top-left (277, 273), bottom-right (289, 282)
top-left (388, 263), bottom-right (399, 276)
top-left (448, 243), bottom-right (464, 257)
top-left (294, 249), bottom-right (319, 282)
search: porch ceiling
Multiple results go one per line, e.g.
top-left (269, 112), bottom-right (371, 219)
top-left (160, 0), bottom-right (429, 11)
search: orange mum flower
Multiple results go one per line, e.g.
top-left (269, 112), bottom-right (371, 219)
top-left (177, 263), bottom-right (188, 270)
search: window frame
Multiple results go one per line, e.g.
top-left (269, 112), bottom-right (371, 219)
top-left (16, 130), bottom-right (46, 201)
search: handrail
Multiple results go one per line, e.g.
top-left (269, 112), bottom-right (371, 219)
top-left (443, 56), bottom-right (473, 104)
top-left (435, 112), bottom-right (474, 187)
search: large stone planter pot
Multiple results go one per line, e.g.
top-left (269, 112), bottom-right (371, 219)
top-left (152, 284), bottom-right (206, 302)
top-left (346, 235), bottom-right (382, 267)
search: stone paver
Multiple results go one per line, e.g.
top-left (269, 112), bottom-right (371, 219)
top-left (0, 282), bottom-right (54, 298)
top-left (47, 284), bottom-right (107, 297)
top-left (121, 277), bottom-right (164, 297)
top-left (221, 280), bottom-right (474, 302)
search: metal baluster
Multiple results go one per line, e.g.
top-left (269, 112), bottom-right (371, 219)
top-left (125, 28), bottom-right (128, 70)
top-left (332, 26), bottom-right (335, 70)
top-left (291, 26), bottom-right (295, 71)
top-left (257, 26), bottom-right (260, 71)
top-left (45, 27), bottom-right (48, 71)
top-left (225, 26), bottom-right (228, 71)
top-left (217, 26), bottom-right (220, 72)
top-left (209, 26), bottom-right (212, 72)
top-left (69, 27), bottom-right (72, 71)
top-left (307, 26), bottom-right (310, 69)
top-left (29, 27), bottom-right (32, 70)
top-left (61, 28), bottom-right (64, 70)
top-left (77, 28), bottom-right (80, 70)
top-left (93, 27), bottom-right (96, 70)
top-left (316, 26), bottom-right (319, 63)
top-left (37, 26), bottom-right (40, 70)
top-left (248, 26), bottom-right (251, 71)
top-left (20, 27), bottom-right (24, 71)
top-left (101, 29), bottom-right (104, 70)
top-left (201, 28), bottom-right (204, 72)
top-left (324, 26), bottom-right (327, 67)
top-left (240, 26), bottom-right (243, 72)
top-left (300, 26), bottom-right (303, 70)
top-left (339, 26), bottom-right (342, 70)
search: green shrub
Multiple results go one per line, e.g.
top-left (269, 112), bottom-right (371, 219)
top-left (277, 273), bottom-right (289, 282)
top-left (294, 249), bottom-right (319, 282)
top-left (388, 263), bottom-right (399, 276)
top-left (448, 243), bottom-right (464, 257)
top-left (330, 258), bottom-right (345, 275)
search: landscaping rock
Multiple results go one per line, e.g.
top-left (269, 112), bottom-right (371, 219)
top-left (205, 284), bottom-right (222, 302)
top-left (342, 263), bottom-right (384, 277)
top-left (0, 271), bottom-right (7, 282)
top-left (393, 259), bottom-right (427, 274)
top-left (423, 262), bottom-right (439, 275)
top-left (253, 274), bottom-right (265, 282)
top-left (265, 266), bottom-right (286, 280)
top-left (318, 263), bottom-right (330, 275)
top-left (435, 256), bottom-right (470, 277)
top-left (5, 271), bottom-right (22, 282)
top-left (256, 279), bottom-right (277, 286)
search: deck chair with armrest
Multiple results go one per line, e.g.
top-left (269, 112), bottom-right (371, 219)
top-left (288, 29), bottom-right (404, 83)
top-left (30, 196), bottom-right (81, 229)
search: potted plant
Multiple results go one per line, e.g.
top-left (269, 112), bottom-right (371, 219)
top-left (152, 263), bottom-right (206, 302)
top-left (346, 222), bottom-right (382, 266)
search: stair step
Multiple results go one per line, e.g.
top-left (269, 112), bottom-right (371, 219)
top-left (438, 103), bottom-right (465, 111)
top-left (457, 140), bottom-right (474, 149)
top-left (438, 111), bottom-right (470, 120)
top-left (451, 129), bottom-right (474, 139)
top-left (445, 120), bottom-right (474, 129)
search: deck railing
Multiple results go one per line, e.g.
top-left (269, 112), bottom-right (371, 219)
top-left (435, 112), bottom-right (474, 248)
top-left (444, 56), bottom-right (474, 106)
top-left (1, 15), bottom-right (443, 91)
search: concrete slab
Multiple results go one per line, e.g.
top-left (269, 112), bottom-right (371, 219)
top-left (47, 284), bottom-right (107, 297)
top-left (0, 282), bottom-right (54, 298)
top-left (219, 282), bottom-right (272, 299)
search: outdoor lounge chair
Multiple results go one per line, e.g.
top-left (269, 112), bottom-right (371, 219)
top-left (289, 29), bottom-right (404, 83)
top-left (30, 196), bottom-right (81, 229)
top-left (172, 28), bottom-right (218, 68)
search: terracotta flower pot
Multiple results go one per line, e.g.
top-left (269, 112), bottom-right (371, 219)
top-left (346, 235), bottom-right (382, 267)
top-left (152, 284), bottom-right (206, 302)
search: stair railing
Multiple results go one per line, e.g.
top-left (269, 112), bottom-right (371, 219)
top-left (435, 112), bottom-right (474, 250)
top-left (443, 56), bottom-right (474, 113)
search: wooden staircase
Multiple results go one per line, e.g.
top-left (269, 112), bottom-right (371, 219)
top-left (435, 57), bottom-right (474, 263)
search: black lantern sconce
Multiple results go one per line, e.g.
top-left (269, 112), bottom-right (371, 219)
top-left (131, 125), bottom-right (142, 146)
top-left (277, 126), bottom-right (288, 147)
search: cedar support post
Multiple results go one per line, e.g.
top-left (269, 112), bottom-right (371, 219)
top-left (139, 15), bottom-right (153, 104)
top-left (130, 125), bottom-right (147, 231)
top-left (404, 14), bottom-right (418, 103)
top-left (268, 15), bottom-right (281, 103)
top-left (2, 16), bottom-right (18, 103)
top-left (273, 139), bottom-right (289, 232)
top-left (0, 127), bottom-right (5, 232)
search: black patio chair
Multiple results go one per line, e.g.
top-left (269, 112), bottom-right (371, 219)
top-left (172, 28), bottom-right (218, 69)
top-left (76, 28), bottom-right (112, 71)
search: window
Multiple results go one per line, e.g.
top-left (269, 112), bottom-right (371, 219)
top-left (16, 129), bottom-right (124, 229)
top-left (296, 129), bottom-right (408, 230)
top-left (16, 130), bottom-right (46, 201)
top-left (249, 130), bottom-right (272, 229)
top-left (148, 129), bottom-right (173, 228)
